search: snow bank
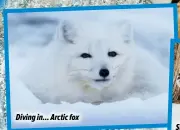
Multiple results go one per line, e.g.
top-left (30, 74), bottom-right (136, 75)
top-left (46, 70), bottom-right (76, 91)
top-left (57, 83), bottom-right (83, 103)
top-left (10, 78), bottom-right (168, 128)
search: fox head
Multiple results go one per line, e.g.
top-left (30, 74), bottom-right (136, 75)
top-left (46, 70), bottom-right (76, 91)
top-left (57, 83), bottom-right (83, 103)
top-left (53, 19), bottom-right (135, 90)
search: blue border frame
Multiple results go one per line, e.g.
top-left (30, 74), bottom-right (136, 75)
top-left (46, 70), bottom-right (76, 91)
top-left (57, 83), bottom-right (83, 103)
top-left (3, 3), bottom-right (178, 130)
top-left (168, 39), bottom-right (176, 130)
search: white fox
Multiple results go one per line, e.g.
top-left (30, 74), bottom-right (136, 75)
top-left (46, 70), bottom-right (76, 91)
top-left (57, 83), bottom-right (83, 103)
top-left (19, 19), bottom-right (169, 105)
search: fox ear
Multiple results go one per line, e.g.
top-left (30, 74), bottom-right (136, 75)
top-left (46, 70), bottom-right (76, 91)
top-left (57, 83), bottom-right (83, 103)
top-left (55, 20), bottom-right (76, 44)
top-left (119, 20), bottom-right (134, 44)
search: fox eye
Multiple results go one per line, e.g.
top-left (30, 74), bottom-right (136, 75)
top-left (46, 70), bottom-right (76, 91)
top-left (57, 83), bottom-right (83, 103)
top-left (80, 53), bottom-right (92, 58)
top-left (108, 51), bottom-right (118, 57)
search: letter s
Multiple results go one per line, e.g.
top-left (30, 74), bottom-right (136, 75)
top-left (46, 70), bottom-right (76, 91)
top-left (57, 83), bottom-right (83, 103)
top-left (176, 124), bottom-right (180, 130)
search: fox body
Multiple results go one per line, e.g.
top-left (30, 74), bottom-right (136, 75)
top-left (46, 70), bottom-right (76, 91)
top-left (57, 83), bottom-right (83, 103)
top-left (20, 19), bottom-right (168, 105)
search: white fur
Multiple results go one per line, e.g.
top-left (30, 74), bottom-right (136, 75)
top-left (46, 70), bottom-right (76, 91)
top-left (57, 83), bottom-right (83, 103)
top-left (19, 19), bottom-right (169, 105)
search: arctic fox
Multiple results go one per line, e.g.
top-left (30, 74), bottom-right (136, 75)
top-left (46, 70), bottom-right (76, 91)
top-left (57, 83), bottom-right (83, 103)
top-left (20, 19), bottom-right (169, 105)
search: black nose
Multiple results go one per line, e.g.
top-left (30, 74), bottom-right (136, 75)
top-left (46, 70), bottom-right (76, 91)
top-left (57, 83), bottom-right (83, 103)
top-left (99, 68), bottom-right (109, 78)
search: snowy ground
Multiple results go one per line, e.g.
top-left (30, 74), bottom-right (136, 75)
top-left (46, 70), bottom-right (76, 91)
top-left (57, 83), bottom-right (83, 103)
top-left (7, 7), bottom-right (174, 129)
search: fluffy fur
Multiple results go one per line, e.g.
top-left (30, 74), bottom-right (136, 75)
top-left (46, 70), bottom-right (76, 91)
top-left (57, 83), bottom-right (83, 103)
top-left (20, 19), bottom-right (169, 105)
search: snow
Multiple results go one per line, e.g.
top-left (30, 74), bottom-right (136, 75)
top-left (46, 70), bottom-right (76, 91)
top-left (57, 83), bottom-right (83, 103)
top-left (11, 89), bottom-right (168, 128)
top-left (7, 7), bottom-right (174, 129)
top-left (10, 74), bottom-right (169, 128)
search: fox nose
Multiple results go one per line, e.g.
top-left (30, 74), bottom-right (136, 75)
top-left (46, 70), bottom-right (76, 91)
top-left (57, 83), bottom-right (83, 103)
top-left (99, 68), bottom-right (109, 78)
